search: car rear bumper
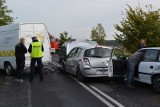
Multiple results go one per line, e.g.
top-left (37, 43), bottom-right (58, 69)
top-left (82, 67), bottom-right (108, 77)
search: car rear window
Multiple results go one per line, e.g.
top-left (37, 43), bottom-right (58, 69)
top-left (84, 47), bottom-right (112, 58)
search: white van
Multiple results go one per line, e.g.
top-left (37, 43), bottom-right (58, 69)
top-left (0, 23), bottom-right (51, 75)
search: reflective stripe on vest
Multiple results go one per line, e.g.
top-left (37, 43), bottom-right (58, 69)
top-left (31, 42), bottom-right (43, 58)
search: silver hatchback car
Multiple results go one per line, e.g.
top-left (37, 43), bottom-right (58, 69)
top-left (64, 45), bottom-right (127, 82)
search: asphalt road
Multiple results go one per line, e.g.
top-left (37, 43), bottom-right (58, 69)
top-left (0, 55), bottom-right (159, 107)
top-left (0, 68), bottom-right (106, 107)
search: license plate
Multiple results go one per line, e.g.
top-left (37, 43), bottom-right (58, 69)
top-left (98, 70), bottom-right (107, 72)
top-left (96, 71), bottom-right (105, 75)
top-left (97, 69), bottom-right (107, 72)
top-left (96, 69), bottom-right (107, 74)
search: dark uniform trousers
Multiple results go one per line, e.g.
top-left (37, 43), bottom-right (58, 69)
top-left (30, 57), bottom-right (43, 81)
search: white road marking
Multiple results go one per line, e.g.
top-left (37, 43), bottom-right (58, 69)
top-left (28, 83), bottom-right (32, 107)
top-left (69, 75), bottom-right (114, 107)
top-left (90, 86), bottom-right (125, 107)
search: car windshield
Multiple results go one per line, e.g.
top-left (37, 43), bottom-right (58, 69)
top-left (84, 47), bottom-right (112, 58)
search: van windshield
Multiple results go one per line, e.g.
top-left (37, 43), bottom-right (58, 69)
top-left (84, 48), bottom-right (112, 58)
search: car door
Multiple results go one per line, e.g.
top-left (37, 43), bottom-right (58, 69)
top-left (70, 48), bottom-right (83, 75)
top-left (65, 48), bottom-right (77, 74)
top-left (138, 49), bottom-right (159, 83)
top-left (110, 48), bottom-right (127, 76)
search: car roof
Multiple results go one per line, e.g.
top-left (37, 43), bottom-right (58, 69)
top-left (63, 41), bottom-right (98, 47)
top-left (63, 41), bottom-right (98, 55)
top-left (139, 47), bottom-right (160, 51)
top-left (78, 45), bottom-right (113, 50)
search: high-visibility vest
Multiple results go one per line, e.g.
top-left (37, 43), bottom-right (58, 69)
top-left (31, 42), bottom-right (43, 58)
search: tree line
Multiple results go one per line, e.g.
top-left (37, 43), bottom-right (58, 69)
top-left (60, 4), bottom-right (160, 53)
top-left (0, 0), bottom-right (14, 26)
top-left (1, 0), bottom-right (160, 53)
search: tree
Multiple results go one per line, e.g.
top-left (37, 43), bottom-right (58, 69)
top-left (91, 23), bottom-right (106, 45)
top-left (0, 0), bottom-right (14, 26)
top-left (114, 5), bottom-right (160, 53)
top-left (59, 31), bottom-right (72, 47)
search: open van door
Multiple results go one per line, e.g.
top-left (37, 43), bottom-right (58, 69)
top-left (109, 48), bottom-right (127, 77)
top-left (21, 23), bottom-right (51, 65)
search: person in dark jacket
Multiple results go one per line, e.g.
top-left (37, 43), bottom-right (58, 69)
top-left (28, 36), bottom-right (44, 82)
top-left (15, 38), bottom-right (27, 83)
top-left (137, 39), bottom-right (147, 50)
top-left (127, 51), bottom-right (144, 88)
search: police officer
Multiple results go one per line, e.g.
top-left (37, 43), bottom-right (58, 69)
top-left (28, 36), bottom-right (44, 82)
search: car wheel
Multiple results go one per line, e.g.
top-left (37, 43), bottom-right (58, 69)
top-left (152, 75), bottom-right (160, 93)
top-left (4, 62), bottom-right (14, 76)
top-left (76, 68), bottom-right (85, 82)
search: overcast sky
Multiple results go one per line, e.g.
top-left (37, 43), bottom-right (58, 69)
top-left (6, 0), bottom-right (160, 40)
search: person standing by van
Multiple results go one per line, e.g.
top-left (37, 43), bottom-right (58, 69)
top-left (15, 38), bottom-right (27, 83)
top-left (28, 36), bottom-right (44, 82)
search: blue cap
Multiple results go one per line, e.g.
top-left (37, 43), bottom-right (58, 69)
top-left (32, 36), bottom-right (37, 40)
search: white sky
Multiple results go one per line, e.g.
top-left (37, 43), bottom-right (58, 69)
top-left (6, 0), bottom-right (160, 40)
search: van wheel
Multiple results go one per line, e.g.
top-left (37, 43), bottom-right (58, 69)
top-left (152, 75), bottom-right (160, 93)
top-left (76, 68), bottom-right (85, 82)
top-left (4, 62), bottom-right (14, 76)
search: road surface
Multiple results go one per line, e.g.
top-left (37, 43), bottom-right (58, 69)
top-left (0, 55), bottom-right (159, 107)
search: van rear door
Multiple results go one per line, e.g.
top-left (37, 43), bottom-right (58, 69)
top-left (20, 23), bottom-right (51, 64)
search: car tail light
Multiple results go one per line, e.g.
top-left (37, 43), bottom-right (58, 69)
top-left (83, 58), bottom-right (90, 66)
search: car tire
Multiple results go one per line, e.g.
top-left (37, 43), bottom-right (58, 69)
top-left (76, 68), bottom-right (85, 82)
top-left (152, 75), bottom-right (160, 93)
top-left (4, 62), bottom-right (14, 76)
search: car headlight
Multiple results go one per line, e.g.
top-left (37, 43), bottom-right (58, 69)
top-left (106, 61), bottom-right (109, 66)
